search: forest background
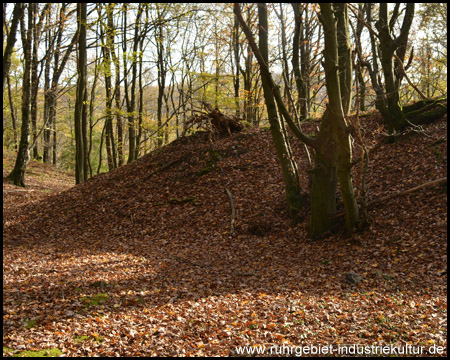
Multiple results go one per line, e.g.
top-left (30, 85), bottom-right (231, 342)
top-left (3, 3), bottom-right (447, 177)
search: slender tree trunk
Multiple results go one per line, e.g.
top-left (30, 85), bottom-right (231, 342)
top-left (30, 4), bottom-right (39, 159)
top-left (233, 15), bottom-right (240, 117)
top-left (292, 3), bottom-right (310, 120)
top-left (43, 16), bottom-right (52, 163)
top-left (156, 5), bottom-right (166, 148)
top-left (335, 3), bottom-right (352, 115)
top-left (257, 3), bottom-right (305, 220)
top-left (276, 4), bottom-right (291, 108)
top-left (99, 6), bottom-right (117, 171)
top-left (75, 3), bottom-right (87, 184)
top-left (7, 74), bottom-right (18, 150)
top-left (301, 5), bottom-right (311, 119)
top-left (107, 4), bottom-right (123, 166)
top-left (124, 4), bottom-right (142, 161)
top-left (243, 5), bottom-right (254, 124)
top-left (135, 24), bottom-right (145, 159)
top-left (7, 5), bottom-right (32, 187)
top-left (52, 110), bottom-right (57, 165)
top-left (3, 3), bottom-right (24, 95)
top-left (355, 4), bottom-right (366, 112)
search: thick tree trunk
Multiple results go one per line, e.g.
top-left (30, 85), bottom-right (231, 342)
top-left (375, 3), bottom-right (415, 133)
top-left (308, 109), bottom-right (338, 237)
top-left (309, 3), bottom-right (359, 237)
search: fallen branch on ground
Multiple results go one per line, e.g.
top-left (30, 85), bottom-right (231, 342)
top-left (369, 177), bottom-right (447, 207)
top-left (224, 187), bottom-right (236, 236)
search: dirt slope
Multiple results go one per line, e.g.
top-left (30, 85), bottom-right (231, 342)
top-left (3, 114), bottom-right (447, 356)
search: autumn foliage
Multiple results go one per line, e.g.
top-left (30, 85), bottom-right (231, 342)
top-left (3, 110), bottom-right (447, 356)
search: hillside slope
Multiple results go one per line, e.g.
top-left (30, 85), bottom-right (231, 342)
top-left (3, 113), bottom-right (447, 356)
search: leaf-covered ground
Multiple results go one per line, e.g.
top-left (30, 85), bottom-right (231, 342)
top-left (3, 113), bottom-right (447, 357)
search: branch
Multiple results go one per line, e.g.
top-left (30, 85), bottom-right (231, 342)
top-left (224, 187), bottom-right (236, 236)
top-left (393, 53), bottom-right (428, 100)
top-left (369, 177), bottom-right (447, 207)
top-left (233, 4), bottom-right (316, 148)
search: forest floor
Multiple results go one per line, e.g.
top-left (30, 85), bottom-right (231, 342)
top-left (3, 111), bottom-right (447, 357)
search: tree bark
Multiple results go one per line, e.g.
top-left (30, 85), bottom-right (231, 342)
top-left (7, 5), bottom-right (32, 187)
top-left (106, 4), bottom-right (124, 166)
top-left (292, 3), bottom-right (308, 120)
top-left (75, 3), bottom-right (87, 184)
top-left (3, 3), bottom-right (24, 95)
top-left (376, 3), bottom-right (415, 133)
top-left (233, 15), bottom-right (240, 117)
top-left (309, 4), bottom-right (359, 237)
top-left (335, 3), bottom-right (352, 115)
top-left (99, 4), bottom-right (117, 171)
top-left (238, 3), bottom-right (307, 220)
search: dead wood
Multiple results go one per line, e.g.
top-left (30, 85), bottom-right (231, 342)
top-left (182, 103), bottom-right (244, 138)
top-left (369, 177), bottom-right (447, 207)
top-left (224, 187), bottom-right (236, 236)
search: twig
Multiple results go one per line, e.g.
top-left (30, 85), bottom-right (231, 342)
top-left (352, 45), bottom-right (369, 223)
top-left (214, 148), bottom-right (236, 236)
top-left (224, 187), bottom-right (236, 236)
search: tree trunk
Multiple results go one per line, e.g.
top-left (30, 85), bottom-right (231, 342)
top-left (375, 3), bottom-right (415, 133)
top-left (7, 6), bottom-right (32, 187)
top-left (107, 4), bottom-right (124, 166)
top-left (318, 3), bottom-right (359, 234)
top-left (3, 3), bottom-right (23, 95)
top-left (156, 5), bottom-right (166, 149)
top-left (75, 3), bottom-right (87, 184)
top-left (7, 74), bottom-right (18, 150)
top-left (233, 15), bottom-right (240, 117)
top-left (335, 3), bottom-right (352, 115)
top-left (292, 3), bottom-right (308, 120)
top-left (30, 4), bottom-right (39, 159)
top-left (257, 3), bottom-right (306, 220)
top-left (99, 6), bottom-right (117, 171)
top-left (308, 110), bottom-right (338, 237)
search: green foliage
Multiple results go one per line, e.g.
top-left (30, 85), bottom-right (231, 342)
top-left (24, 319), bottom-right (38, 329)
top-left (197, 149), bottom-right (222, 176)
top-left (81, 293), bottom-right (109, 307)
top-left (73, 335), bottom-right (90, 343)
top-left (3, 347), bottom-right (62, 357)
